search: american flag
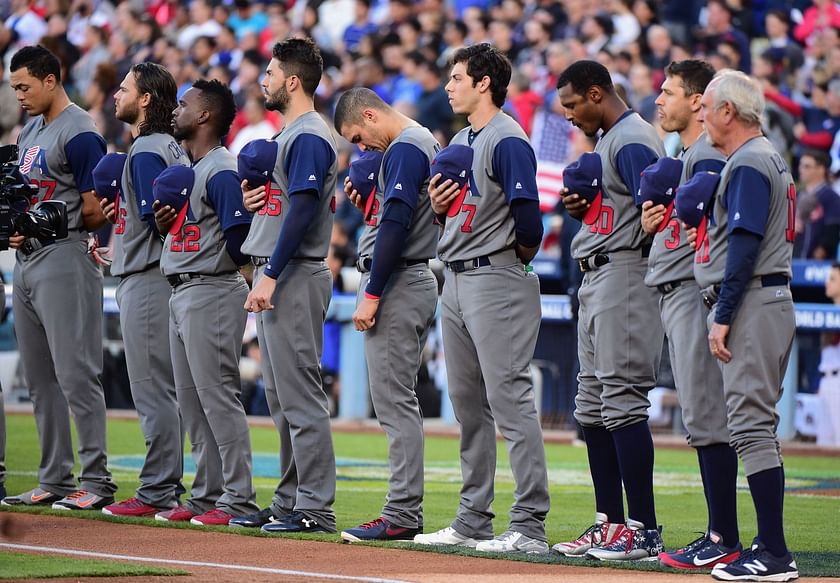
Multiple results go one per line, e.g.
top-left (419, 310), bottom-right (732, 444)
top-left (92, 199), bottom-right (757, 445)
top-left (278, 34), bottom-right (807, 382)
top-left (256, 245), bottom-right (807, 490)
top-left (20, 146), bottom-right (41, 175)
top-left (531, 111), bottom-right (574, 212)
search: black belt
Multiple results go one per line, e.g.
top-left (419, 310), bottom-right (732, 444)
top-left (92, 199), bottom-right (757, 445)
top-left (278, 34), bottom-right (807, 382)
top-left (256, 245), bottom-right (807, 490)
top-left (252, 256), bottom-right (323, 267)
top-left (356, 257), bottom-right (429, 273)
top-left (657, 279), bottom-right (692, 295)
top-left (167, 271), bottom-right (236, 288)
top-left (578, 246), bottom-right (651, 273)
top-left (702, 274), bottom-right (789, 309)
top-left (443, 256), bottom-right (491, 273)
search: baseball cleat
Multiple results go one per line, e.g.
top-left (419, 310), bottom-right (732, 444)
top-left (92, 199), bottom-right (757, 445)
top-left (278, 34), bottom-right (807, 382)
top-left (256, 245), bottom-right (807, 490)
top-left (229, 507), bottom-right (286, 529)
top-left (51, 490), bottom-right (114, 511)
top-left (261, 511), bottom-right (331, 533)
top-left (412, 526), bottom-right (488, 548)
top-left (102, 497), bottom-right (160, 517)
top-left (190, 508), bottom-right (235, 526)
top-left (155, 505), bottom-right (196, 522)
top-left (551, 512), bottom-right (627, 557)
top-left (585, 519), bottom-right (663, 561)
top-left (711, 540), bottom-right (798, 582)
top-left (2, 487), bottom-right (62, 507)
top-left (475, 530), bottom-right (549, 554)
top-left (341, 516), bottom-right (422, 542)
top-left (659, 531), bottom-right (742, 570)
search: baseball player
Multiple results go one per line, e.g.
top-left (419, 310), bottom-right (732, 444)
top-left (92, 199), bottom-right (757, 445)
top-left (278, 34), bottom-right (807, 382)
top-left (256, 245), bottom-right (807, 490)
top-left (101, 62), bottom-right (187, 518)
top-left (413, 44), bottom-right (549, 554)
top-left (638, 60), bottom-right (740, 571)
top-left (2, 45), bottom-right (116, 511)
top-left (153, 79), bottom-right (257, 527)
top-left (554, 59), bottom-right (665, 560)
top-left (696, 71), bottom-right (798, 582)
top-left (230, 38), bottom-right (338, 534)
top-left (0, 281), bottom-right (5, 502)
top-left (333, 87), bottom-right (439, 542)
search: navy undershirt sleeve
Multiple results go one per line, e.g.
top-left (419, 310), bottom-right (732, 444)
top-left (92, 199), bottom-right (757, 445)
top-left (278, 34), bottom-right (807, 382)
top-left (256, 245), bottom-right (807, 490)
top-left (381, 142), bottom-right (428, 208)
top-left (723, 166), bottom-right (770, 237)
top-left (264, 190), bottom-right (319, 279)
top-left (510, 198), bottom-right (544, 248)
top-left (222, 223), bottom-right (251, 266)
top-left (206, 170), bottom-right (253, 230)
top-left (715, 229), bottom-right (762, 325)
top-left (693, 158), bottom-right (725, 175)
top-left (615, 143), bottom-right (660, 206)
top-left (65, 132), bottom-right (106, 194)
top-left (284, 133), bottom-right (335, 198)
top-left (492, 137), bottom-right (539, 204)
top-left (132, 152), bottom-right (167, 235)
top-left (366, 199), bottom-right (413, 298)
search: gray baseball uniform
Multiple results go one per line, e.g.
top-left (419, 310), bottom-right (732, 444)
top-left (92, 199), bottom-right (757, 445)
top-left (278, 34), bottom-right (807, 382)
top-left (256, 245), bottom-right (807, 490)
top-left (573, 111), bottom-right (665, 431)
top-left (356, 126), bottom-right (439, 529)
top-left (13, 105), bottom-right (115, 498)
top-left (438, 111), bottom-right (549, 542)
top-left (112, 132), bottom-right (188, 508)
top-left (161, 146), bottom-right (257, 517)
top-left (0, 283), bottom-right (5, 492)
top-left (645, 136), bottom-right (728, 447)
top-left (241, 111), bottom-right (338, 530)
top-left (695, 136), bottom-right (795, 477)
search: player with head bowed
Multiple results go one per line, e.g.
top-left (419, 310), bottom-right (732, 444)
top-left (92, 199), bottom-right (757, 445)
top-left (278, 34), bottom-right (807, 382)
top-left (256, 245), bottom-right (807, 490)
top-left (229, 38), bottom-right (339, 534)
top-left (554, 59), bottom-right (665, 561)
top-left (333, 86), bottom-right (439, 542)
top-left (412, 43), bottom-right (550, 554)
top-left (2, 45), bottom-right (116, 511)
top-left (697, 70), bottom-right (798, 583)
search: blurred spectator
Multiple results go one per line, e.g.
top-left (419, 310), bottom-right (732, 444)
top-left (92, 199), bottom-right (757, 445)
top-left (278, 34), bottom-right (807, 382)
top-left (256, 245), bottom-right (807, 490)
top-left (817, 263), bottom-right (840, 446)
top-left (413, 57), bottom-right (453, 142)
top-left (228, 0), bottom-right (268, 41)
top-left (176, 0), bottom-right (221, 51)
top-left (228, 93), bottom-right (280, 156)
top-left (231, 48), bottom-right (263, 107)
top-left (607, 0), bottom-right (640, 53)
top-left (767, 78), bottom-right (840, 154)
top-left (794, 0), bottom-right (840, 50)
top-left (0, 58), bottom-right (18, 144)
top-left (644, 24), bottom-right (673, 73)
top-left (581, 12), bottom-right (612, 57)
top-left (695, 0), bottom-right (751, 73)
top-left (343, 0), bottom-right (378, 55)
top-left (4, 0), bottom-right (47, 52)
top-left (85, 62), bottom-right (122, 148)
top-left (508, 69), bottom-right (542, 135)
top-left (190, 35), bottom-right (216, 74)
top-left (795, 149), bottom-right (840, 260)
top-left (764, 10), bottom-right (804, 92)
top-left (628, 63), bottom-right (657, 123)
top-left (71, 23), bottom-right (108, 97)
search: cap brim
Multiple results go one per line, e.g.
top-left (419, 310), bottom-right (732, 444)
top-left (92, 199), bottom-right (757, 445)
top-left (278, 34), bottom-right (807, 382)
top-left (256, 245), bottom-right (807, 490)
top-left (657, 201), bottom-right (675, 233)
top-left (447, 183), bottom-right (469, 218)
top-left (694, 216), bottom-right (708, 252)
top-left (169, 202), bottom-right (190, 236)
top-left (582, 191), bottom-right (603, 225)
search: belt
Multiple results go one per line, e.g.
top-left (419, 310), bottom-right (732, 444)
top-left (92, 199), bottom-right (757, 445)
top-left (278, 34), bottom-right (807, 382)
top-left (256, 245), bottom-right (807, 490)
top-left (252, 256), bottom-right (269, 266)
top-left (657, 279), bottom-right (692, 295)
top-left (443, 255), bottom-right (491, 273)
top-left (702, 274), bottom-right (789, 309)
top-left (252, 256), bottom-right (323, 267)
top-left (356, 256), bottom-right (429, 273)
top-left (166, 271), bottom-right (237, 288)
top-left (578, 246), bottom-right (651, 274)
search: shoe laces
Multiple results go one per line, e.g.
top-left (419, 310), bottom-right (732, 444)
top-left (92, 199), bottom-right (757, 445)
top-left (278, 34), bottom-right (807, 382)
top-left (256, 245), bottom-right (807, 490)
top-left (572, 523), bottom-right (599, 545)
top-left (359, 517), bottom-right (387, 529)
top-left (495, 530), bottom-right (519, 544)
top-left (121, 497), bottom-right (144, 507)
top-left (65, 490), bottom-right (91, 501)
top-left (679, 532), bottom-right (711, 557)
top-left (204, 508), bottom-right (231, 519)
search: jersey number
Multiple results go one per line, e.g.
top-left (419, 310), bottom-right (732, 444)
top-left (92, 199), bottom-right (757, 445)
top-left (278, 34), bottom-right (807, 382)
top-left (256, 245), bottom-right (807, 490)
top-left (170, 225), bottom-right (201, 252)
top-left (663, 218), bottom-right (680, 250)
top-left (459, 204), bottom-right (477, 233)
top-left (29, 178), bottom-right (56, 205)
top-left (588, 207), bottom-right (614, 235)
top-left (114, 207), bottom-right (127, 235)
top-left (258, 187), bottom-right (283, 216)
top-left (695, 232), bottom-right (710, 264)
top-left (366, 198), bottom-right (380, 226)
top-left (786, 184), bottom-right (796, 243)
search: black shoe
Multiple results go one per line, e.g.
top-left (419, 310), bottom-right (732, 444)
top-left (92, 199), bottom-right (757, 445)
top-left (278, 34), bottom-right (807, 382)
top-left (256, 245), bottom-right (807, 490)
top-left (711, 539), bottom-right (798, 582)
top-left (0, 484), bottom-right (5, 501)
top-left (229, 507), bottom-right (286, 529)
top-left (261, 511), bottom-right (331, 534)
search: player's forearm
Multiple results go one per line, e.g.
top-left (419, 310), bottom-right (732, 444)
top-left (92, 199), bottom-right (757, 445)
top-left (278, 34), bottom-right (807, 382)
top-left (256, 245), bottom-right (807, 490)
top-left (80, 191), bottom-right (107, 231)
top-left (366, 215), bottom-right (411, 298)
top-left (715, 230), bottom-right (762, 326)
top-left (264, 191), bottom-right (318, 279)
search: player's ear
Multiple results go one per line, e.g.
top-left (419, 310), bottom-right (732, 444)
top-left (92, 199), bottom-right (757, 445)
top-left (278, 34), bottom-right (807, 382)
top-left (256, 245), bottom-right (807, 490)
top-left (362, 108), bottom-right (376, 123)
top-left (477, 75), bottom-right (491, 93)
top-left (138, 92), bottom-right (152, 109)
top-left (588, 85), bottom-right (603, 104)
top-left (689, 92), bottom-right (703, 113)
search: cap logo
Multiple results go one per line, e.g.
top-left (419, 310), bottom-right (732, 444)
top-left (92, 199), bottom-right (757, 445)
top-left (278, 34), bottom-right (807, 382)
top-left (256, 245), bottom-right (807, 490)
top-left (367, 172), bottom-right (375, 180)
top-left (180, 188), bottom-right (187, 195)
top-left (308, 174), bottom-right (317, 181)
top-left (666, 187), bottom-right (673, 195)
top-left (459, 170), bottom-right (466, 178)
top-left (395, 183), bottom-right (403, 190)
top-left (515, 182), bottom-right (522, 189)
top-left (734, 212), bottom-right (741, 221)
top-left (110, 179), bottom-right (117, 187)
top-left (591, 179), bottom-right (598, 187)
top-left (696, 202), bottom-right (704, 210)
top-left (234, 210), bottom-right (242, 217)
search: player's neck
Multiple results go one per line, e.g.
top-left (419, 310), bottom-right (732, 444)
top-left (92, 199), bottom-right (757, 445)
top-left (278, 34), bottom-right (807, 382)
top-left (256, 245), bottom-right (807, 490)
top-left (43, 89), bottom-right (72, 125)
top-left (184, 134), bottom-right (222, 162)
top-left (720, 125), bottom-right (762, 157)
top-left (281, 96), bottom-right (315, 127)
top-left (600, 97), bottom-right (629, 134)
top-left (467, 101), bottom-right (499, 132)
top-left (679, 122), bottom-right (705, 150)
top-left (392, 110), bottom-right (418, 140)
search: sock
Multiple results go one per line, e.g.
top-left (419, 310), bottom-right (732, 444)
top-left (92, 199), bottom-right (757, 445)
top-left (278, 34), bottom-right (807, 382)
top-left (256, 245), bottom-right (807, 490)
top-left (747, 466), bottom-right (788, 557)
top-left (696, 449), bottom-right (712, 533)
top-left (581, 424), bottom-right (625, 523)
top-left (612, 421), bottom-right (656, 528)
top-left (698, 443), bottom-right (740, 548)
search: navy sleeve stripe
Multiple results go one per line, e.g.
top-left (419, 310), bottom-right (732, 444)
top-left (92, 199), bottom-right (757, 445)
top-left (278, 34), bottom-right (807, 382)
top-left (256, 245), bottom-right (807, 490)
top-left (491, 136), bottom-right (539, 204)
top-left (284, 133), bottom-right (336, 199)
top-left (65, 132), bottom-right (107, 194)
top-left (382, 142), bottom-right (429, 210)
top-left (131, 152), bottom-right (167, 219)
top-left (207, 170), bottom-right (253, 231)
top-left (725, 166), bottom-right (770, 237)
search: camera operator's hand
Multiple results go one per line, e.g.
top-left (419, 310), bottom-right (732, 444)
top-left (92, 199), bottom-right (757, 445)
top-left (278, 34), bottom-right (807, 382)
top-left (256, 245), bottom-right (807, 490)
top-left (153, 200), bottom-right (177, 235)
top-left (100, 197), bottom-right (116, 224)
top-left (8, 234), bottom-right (25, 250)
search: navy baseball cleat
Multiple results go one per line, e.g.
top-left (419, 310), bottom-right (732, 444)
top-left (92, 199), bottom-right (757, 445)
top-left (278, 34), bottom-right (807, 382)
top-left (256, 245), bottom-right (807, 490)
top-left (711, 540), bottom-right (798, 582)
top-left (229, 507), bottom-right (287, 529)
top-left (659, 531), bottom-right (742, 570)
top-left (341, 517), bottom-right (422, 542)
top-left (261, 511), bottom-right (331, 534)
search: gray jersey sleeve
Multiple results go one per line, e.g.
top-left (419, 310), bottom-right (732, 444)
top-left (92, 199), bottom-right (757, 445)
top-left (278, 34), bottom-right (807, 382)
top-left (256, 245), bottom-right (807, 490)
top-left (240, 111), bottom-right (338, 259)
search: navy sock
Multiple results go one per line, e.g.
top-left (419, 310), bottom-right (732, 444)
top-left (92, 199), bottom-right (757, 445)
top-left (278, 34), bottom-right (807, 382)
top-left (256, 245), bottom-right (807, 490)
top-left (581, 424), bottom-right (625, 523)
top-left (698, 443), bottom-right (740, 548)
top-left (612, 421), bottom-right (656, 528)
top-left (696, 449), bottom-right (712, 533)
top-left (747, 466), bottom-right (788, 557)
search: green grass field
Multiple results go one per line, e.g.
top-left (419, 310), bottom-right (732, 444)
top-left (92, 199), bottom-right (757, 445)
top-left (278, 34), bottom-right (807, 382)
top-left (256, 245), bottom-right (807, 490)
top-left (1, 414), bottom-right (839, 577)
top-left (0, 550), bottom-right (186, 579)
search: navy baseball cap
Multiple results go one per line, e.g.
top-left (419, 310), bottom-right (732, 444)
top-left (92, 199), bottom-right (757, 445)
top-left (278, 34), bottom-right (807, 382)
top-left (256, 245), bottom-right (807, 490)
top-left (430, 144), bottom-right (473, 218)
top-left (238, 138), bottom-right (278, 188)
top-left (92, 152), bottom-right (127, 203)
top-left (563, 152), bottom-right (603, 225)
top-left (153, 165), bottom-right (195, 236)
top-left (349, 151), bottom-right (383, 221)
top-left (639, 157), bottom-right (683, 232)
top-left (675, 171), bottom-right (721, 250)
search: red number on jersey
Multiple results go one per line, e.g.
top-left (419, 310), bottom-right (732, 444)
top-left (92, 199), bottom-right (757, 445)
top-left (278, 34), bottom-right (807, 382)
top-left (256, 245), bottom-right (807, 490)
top-left (330, 195), bottom-right (336, 213)
top-left (695, 232), bottom-right (711, 264)
top-left (114, 207), bottom-right (127, 235)
top-left (29, 178), bottom-right (57, 205)
top-left (460, 203), bottom-right (477, 233)
top-left (663, 218), bottom-right (680, 250)
top-left (258, 187), bottom-right (283, 216)
top-left (785, 184), bottom-right (796, 243)
top-left (170, 225), bottom-right (201, 252)
top-left (588, 206), bottom-right (614, 235)
top-left (367, 198), bottom-right (380, 226)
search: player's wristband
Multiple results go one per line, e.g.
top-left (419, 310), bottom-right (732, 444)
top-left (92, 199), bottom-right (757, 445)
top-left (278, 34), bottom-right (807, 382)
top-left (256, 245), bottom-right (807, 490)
top-left (364, 291), bottom-right (381, 301)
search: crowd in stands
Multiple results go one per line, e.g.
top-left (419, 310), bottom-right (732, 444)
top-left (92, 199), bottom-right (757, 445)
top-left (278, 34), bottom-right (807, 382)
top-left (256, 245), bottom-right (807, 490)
top-left (2, 0), bottom-right (840, 277)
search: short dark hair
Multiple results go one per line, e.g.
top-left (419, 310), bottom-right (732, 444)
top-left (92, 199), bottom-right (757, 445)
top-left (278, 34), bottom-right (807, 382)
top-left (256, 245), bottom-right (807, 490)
top-left (556, 60), bottom-right (613, 95)
top-left (449, 19), bottom-right (468, 39)
top-left (802, 148), bottom-right (830, 169)
top-left (271, 37), bottom-right (323, 96)
top-left (132, 62), bottom-right (178, 137)
top-left (766, 9), bottom-right (790, 26)
top-left (665, 60), bottom-right (716, 97)
top-left (192, 78), bottom-right (237, 138)
top-left (10, 45), bottom-right (62, 82)
top-left (450, 43), bottom-right (511, 108)
top-left (334, 86), bottom-right (388, 132)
